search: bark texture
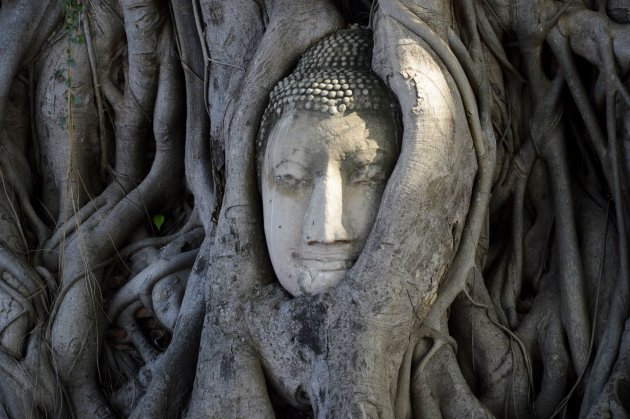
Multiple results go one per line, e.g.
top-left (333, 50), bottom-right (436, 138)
top-left (0, 0), bottom-right (629, 418)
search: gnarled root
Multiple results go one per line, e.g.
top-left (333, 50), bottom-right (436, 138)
top-left (411, 333), bottom-right (494, 418)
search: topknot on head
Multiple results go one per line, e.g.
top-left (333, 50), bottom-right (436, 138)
top-left (258, 28), bottom-right (400, 154)
top-left (297, 27), bottom-right (373, 72)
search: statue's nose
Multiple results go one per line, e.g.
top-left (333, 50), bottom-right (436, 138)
top-left (303, 165), bottom-right (350, 244)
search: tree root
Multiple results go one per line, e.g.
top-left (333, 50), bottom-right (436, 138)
top-left (107, 249), bottom-right (198, 323)
top-left (451, 269), bottom-right (532, 417)
top-left (1, 0), bottom-right (630, 417)
top-left (411, 337), bottom-right (494, 418)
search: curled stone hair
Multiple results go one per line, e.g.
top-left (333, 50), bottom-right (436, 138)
top-left (257, 27), bottom-right (402, 174)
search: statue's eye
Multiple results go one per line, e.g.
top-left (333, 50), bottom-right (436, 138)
top-left (275, 173), bottom-right (303, 187)
top-left (272, 161), bottom-right (309, 188)
top-left (350, 163), bottom-right (386, 185)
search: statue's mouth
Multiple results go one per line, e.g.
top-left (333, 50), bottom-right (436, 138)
top-left (299, 256), bottom-right (356, 272)
top-left (303, 259), bottom-right (354, 272)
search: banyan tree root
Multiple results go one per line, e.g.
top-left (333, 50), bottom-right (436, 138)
top-left (411, 336), bottom-right (494, 418)
top-left (0, 0), bottom-right (629, 417)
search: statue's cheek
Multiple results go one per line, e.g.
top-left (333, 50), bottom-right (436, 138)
top-left (342, 184), bottom-right (386, 239)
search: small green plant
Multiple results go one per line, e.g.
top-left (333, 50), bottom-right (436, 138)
top-left (153, 214), bottom-right (165, 232)
top-left (63, 0), bottom-right (85, 45)
top-left (63, 0), bottom-right (84, 117)
top-left (58, 115), bottom-right (68, 130)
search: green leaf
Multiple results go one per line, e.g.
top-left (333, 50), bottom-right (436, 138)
top-left (58, 115), bottom-right (67, 129)
top-left (153, 214), bottom-right (165, 231)
top-left (67, 58), bottom-right (77, 68)
top-left (72, 95), bottom-right (82, 105)
top-left (54, 69), bottom-right (66, 82)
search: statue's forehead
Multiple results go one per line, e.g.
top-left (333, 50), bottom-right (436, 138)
top-left (269, 110), bottom-right (393, 156)
top-left (275, 109), bottom-right (392, 139)
top-left (285, 109), bottom-right (365, 132)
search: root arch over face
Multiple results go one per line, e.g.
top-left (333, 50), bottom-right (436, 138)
top-left (0, 0), bottom-right (629, 418)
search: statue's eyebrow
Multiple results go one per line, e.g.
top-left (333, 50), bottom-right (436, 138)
top-left (349, 148), bottom-right (388, 163)
top-left (273, 159), bottom-right (308, 170)
top-left (273, 145), bottom-right (316, 163)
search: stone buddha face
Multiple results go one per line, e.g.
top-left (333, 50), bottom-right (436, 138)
top-left (258, 27), bottom-right (400, 296)
top-left (261, 109), bottom-right (398, 296)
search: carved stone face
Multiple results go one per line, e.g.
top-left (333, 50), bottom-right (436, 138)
top-left (261, 109), bottom-right (398, 296)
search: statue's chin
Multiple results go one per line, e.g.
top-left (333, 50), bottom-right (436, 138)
top-left (284, 269), bottom-right (346, 297)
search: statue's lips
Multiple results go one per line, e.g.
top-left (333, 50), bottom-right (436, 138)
top-left (298, 255), bottom-right (357, 272)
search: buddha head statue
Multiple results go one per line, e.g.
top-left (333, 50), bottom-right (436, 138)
top-left (258, 28), bottom-right (401, 297)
